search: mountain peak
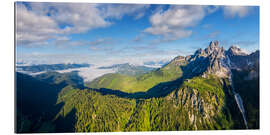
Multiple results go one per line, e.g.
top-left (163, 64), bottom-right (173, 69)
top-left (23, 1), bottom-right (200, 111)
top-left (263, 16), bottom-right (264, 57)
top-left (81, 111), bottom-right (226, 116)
top-left (228, 45), bottom-right (248, 56)
top-left (208, 41), bottom-right (219, 51)
top-left (204, 40), bottom-right (222, 55)
top-left (209, 41), bottom-right (219, 48)
top-left (184, 41), bottom-right (229, 78)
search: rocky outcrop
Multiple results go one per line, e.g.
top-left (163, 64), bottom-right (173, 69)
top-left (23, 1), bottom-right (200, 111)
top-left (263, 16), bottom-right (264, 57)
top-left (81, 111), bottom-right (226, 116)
top-left (170, 56), bottom-right (188, 66)
top-left (179, 41), bottom-right (230, 78)
top-left (165, 76), bottom-right (228, 130)
top-left (226, 47), bottom-right (259, 81)
top-left (168, 41), bottom-right (259, 79)
top-left (227, 46), bottom-right (248, 56)
top-left (162, 41), bottom-right (259, 129)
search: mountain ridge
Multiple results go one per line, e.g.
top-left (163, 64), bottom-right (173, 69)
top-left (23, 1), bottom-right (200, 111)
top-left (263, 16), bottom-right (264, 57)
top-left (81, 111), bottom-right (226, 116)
top-left (16, 41), bottom-right (259, 132)
top-left (87, 41), bottom-right (259, 93)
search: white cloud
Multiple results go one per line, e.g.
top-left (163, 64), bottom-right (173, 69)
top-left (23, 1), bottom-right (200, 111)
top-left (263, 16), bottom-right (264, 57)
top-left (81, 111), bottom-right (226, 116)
top-left (27, 3), bottom-right (110, 34)
top-left (223, 6), bottom-right (253, 18)
top-left (53, 37), bottom-right (90, 47)
top-left (16, 4), bottom-right (60, 46)
top-left (16, 3), bottom-right (150, 46)
top-left (144, 6), bottom-right (207, 42)
top-left (47, 3), bottom-right (110, 34)
top-left (206, 6), bottom-right (219, 14)
top-left (207, 31), bottom-right (220, 38)
top-left (16, 52), bottom-right (99, 65)
top-left (51, 37), bottom-right (115, 49)
top-left (143, 5), bottom-right (252, 43)
top-left (99, 4), bottom-right (150, 20)
top-left (89, 38), bottom-right (114, 46)
top-left (16, 3), bottom-right (254, 48)
top-left (76, 67), bottom-right (116, 82)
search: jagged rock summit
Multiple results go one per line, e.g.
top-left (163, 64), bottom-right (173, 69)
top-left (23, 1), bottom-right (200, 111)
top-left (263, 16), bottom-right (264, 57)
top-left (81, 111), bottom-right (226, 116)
top-left (168, 41), bottom-right (258, 79)
top-left (176, 41), bottom-right (230, 78)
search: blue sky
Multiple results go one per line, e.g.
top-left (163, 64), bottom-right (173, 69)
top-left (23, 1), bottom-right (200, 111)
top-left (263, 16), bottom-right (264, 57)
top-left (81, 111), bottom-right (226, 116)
top-left (16, 3), bottom-right (259, 66)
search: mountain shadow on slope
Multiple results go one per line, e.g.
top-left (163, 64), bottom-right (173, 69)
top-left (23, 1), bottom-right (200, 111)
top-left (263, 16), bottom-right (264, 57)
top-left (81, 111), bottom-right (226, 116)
top-left (16, 72), bottom-right (84, 133)
top-left (35, 71), bottom-right (85, 89)
top-left (86, 78), bottom-right (184, 99)
top-left (53, 108), bottom-right (77, 132)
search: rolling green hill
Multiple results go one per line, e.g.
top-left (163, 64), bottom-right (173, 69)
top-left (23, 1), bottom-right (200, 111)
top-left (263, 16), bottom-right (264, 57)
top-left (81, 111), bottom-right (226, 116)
top-left (86, 59), bottom-right (185, 93)
top-left (17, 72), bottom-right (246, 132)
top-left (35, 71), bottom-right (84, 88)
top-left (98, 63), bottom-right (156, 76)
top-left (51, 75), bottom-right (243, 132)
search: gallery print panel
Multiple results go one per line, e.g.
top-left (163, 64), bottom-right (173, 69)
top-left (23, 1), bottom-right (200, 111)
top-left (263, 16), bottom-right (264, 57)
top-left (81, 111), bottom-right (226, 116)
top-left (15, 2), bottom-right (259, 133)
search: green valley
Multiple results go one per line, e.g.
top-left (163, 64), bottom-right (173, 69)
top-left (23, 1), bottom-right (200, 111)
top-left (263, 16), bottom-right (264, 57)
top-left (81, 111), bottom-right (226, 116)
top-left (86, 57), bottom-right (185, 93)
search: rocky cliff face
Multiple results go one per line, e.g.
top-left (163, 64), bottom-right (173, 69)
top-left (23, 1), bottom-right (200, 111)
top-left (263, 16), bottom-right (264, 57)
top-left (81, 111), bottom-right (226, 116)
top-left (226, 47), bottom-right (259, 71)
top-left (227, 46), bottom-right (248, 56)
top-left (163, 75), bottom-right (233, 130)
top-left (162, 41), bottom-right (259, 129)
top-left (179, 41), bottom-right (230, 78)
top-left (203, 41), bottom-right (229, 78)
top-left (172, 41), bottom-right (259, 79)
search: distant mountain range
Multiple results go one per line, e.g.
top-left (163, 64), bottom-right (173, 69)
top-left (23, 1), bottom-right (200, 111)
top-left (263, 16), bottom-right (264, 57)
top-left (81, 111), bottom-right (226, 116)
top-left (98, 63), bottom-right (156, 76)
top-left (16, 63), bottom-right (92, 73)
top-left (16, 41), bottom-right (259, 133)
top-left (143, 60), bottom-right (169, 68)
